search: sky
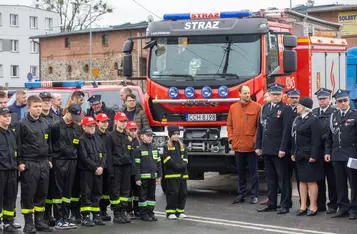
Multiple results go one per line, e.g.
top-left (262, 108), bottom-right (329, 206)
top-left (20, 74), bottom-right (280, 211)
top-left (2, 0), bottom-right (357, 27)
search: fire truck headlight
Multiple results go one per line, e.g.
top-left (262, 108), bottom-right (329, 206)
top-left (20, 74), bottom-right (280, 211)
top-left (218, 86), bottom-right (229, 98)
top-left (184, 87), bottom-right (195, 99)
top-left (168, 87), bottom-right (179, 99)
top-left (201, 86), bottom-right (212, 98)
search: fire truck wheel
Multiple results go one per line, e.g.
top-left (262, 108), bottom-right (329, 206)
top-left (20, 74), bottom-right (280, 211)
top-left (161, 178), bottom-right (167, 194)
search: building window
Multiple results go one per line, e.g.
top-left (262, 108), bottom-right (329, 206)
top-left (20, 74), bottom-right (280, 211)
top-left (11, 40), bottom-right (19, 52)
top-left (67, 65), bottom-right (72, 73)
top-left (102, 34), bottom-right (108, 46)
top-left (30, 66), bottom-right (38, 77)
top-left (30, 41), bottom-right (39, 53)
top-left (10, 14), bottom-right (18, 27)
top-left (65, 38), bottom-right (70, 48)
top-left (0, 65), bottom-right (3, 78)
top-left (83, 64), bottom-right (89, 73)
top-left (10, 65), bottom-right (19, 77)
top-left (30, 16), bottom-right (38, 29)
top-left (114, 62), bottom-right (119, 70)
top-left (48, 66), bottom-right (53, 74)
top-left (0, 39), bottom-right (2, 51)
top-left (45, 18), bottom-right (53, 30)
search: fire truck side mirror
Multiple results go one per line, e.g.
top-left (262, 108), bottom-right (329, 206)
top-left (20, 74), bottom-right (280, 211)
top-left (283, 35), bottom-right (297, 74)
top-left (123, 54), bottom-right (133, 78)
top-left (122, 40), bottom-right (134, 53)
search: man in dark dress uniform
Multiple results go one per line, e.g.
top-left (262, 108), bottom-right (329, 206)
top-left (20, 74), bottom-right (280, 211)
top-left (87, 95), bottom-right (116, 131)
top-left (255, 84), bottom-right (293, 215)
top-left (325, 89), bottom-right (357, 220)
top-left (312, 88), bottom-right (338, 214)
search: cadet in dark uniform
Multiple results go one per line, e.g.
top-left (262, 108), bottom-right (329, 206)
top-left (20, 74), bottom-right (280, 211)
top-left (255, 84), bottom-right (293, 214)
top-left (87, 95), bottom-right (116, 131)
top-left (312, 88), bottom-right (338, 214)
top-left (0, 107), bottom-right (19, 232)
top-left (292, 97), bottom-right (323, 216)
top-left (17, 95), bottom-right (52, 233)
top-left (39, 92), bottom-right (60, 227)
top-left (325, 89), bottom-right (357, 220)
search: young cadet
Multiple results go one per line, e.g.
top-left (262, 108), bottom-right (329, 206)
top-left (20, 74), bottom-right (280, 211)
top-left (134, 128), bottom-right (162, 222)
top-left (0, 107), bottom-right (19, 232)
top-left (95, 113), bottom-right (111, 222)
top-left (39, 92), bottom-right (60, 227)
top-left (78, 116), bottom-right (106, 226)
top-left (104, 112), bottom-right (132, 224)
top-left (50, 104), bottom-right (82, 230)
top-left (126, 121), bottom-right (141, 218)
top-left (17, 95), bottom-right (52, 233)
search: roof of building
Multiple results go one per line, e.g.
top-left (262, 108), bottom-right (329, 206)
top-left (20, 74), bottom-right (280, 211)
top-left (0, 4), bottom-right (58, 14)
top-left (29, 21), bottom-right (148, 39)
top-left (293, 3), bottom-right (357, 13)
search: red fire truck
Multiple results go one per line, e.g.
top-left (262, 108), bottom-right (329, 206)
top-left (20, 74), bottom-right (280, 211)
top-left (121, 9), bottom-right (347, 184)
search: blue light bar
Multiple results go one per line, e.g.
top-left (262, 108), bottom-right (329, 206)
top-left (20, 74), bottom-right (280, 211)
top-left (163, 11), bottom-right (252, 20)
top-left (24, 80), bottom-right (85, 89)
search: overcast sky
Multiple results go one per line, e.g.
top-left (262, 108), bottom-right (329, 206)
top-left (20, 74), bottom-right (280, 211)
top-left (3, 0), bottom-right (357, 27)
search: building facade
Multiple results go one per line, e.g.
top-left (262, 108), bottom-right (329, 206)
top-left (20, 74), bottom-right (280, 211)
top-left (0, 5), bottom-right (60, 88)
top-left (31, 22), bottom-right (148, 82)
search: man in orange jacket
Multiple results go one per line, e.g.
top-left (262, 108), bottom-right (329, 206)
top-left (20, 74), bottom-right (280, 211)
top-left (227, 85), bottom-right (261, 205)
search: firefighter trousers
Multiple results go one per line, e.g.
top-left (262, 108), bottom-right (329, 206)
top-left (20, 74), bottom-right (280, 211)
top-left (138, 179), bottom-right (156, 217)
top-left (20, 160), bottom-right (50, 215)
top-left (127, 175), bottom-right (140, 214)
top-left (0, 170), bottom-right (17, 224)
top-left (99, 169), bottom-right (110, 210)
top-left (109, 164), bottom-right (131, 211)
top-left (165, 179), bottom-right (187, 215)
top-left (52, 159), bottom-right (77, 220)
top-left (45, 168), bottom-right (54, 218)
top-left (80, 170), bottom-right (102, 215)
top-left (70, 168), bottom-right (81, 214)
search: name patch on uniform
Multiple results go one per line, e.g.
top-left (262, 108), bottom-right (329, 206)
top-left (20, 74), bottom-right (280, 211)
top-left (44, 134), bottom-right (49, 140)
top-left (99, 153), bottom-right (103, 158)
top-left (152, 151), bottom-right (158, 160)
top-left (141, 151), bottom-right (149, 156)
top-left (127, 145), bottom-right (132, 150)
top-left (73, 139), bottom-right (80, 144)
top-left (14, 151), bottom-right (17, 157)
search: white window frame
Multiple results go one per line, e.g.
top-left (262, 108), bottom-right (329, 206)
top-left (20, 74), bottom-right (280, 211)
top-left (30, 41), bottom-right (39, 53)
top-left (10, 14), bottom-right (18, 27)
top-left (11, 40), bottom-right (19, 52)
top-left (0, 39), bottom-right (3, 52)
top-left (45, 18), bottom-right (53, 30)
top-left (30, 66), bottom-right (38, 77)
top-left (30, 16), bottom-right (38, 29)
top-left (0, 65), bottom-right (3, 78)
top-left (10, 65), bottom-right (19, 78)
top-left (0, 13), bottom-right (2, 26)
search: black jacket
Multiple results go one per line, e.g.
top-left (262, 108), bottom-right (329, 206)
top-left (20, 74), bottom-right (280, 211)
top-left (87, 102), bottom-right (116, 131)
top-left (130, 137), bottom-right (141, 175)
top-left (163, 141), bottom-right (188, 179)
top-left (78, 133), bottom-right (106, 171)
top-left (95, 128), bottom-right (107, 142)
top-left (134, 142), bottom-right (162, 181)
top-left (104, 130), bottom-right (132, 176)
top-left (41, 112), bottom-right (60, 126)
top-left (312, 106), bottom-right (336, 149)
top-left (255, 101), bottom-right (293, 155)
top-left (325, 109), bottom-right (357, 161)
top-left (10, 112), bottom-right (19, 132)
top-left (0, 127), bottom-right (17, 170)
top-left (16, 113), bottom-right (52, 164)
top-left (292, 113), bottom-right (323, 161)
top-left (51, 118), bottom-right (82, 160)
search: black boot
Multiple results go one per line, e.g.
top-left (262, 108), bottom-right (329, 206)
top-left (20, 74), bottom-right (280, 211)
top-left (93, 213), bottom-right (105, 226)
top-left (34, 212), bottom-right (52, 232)
top-left (113, 211), bottom-right (126, 224)
top-left (23, 214), bottom-right (37, 234)
top-left (69, 210), bottom-right (82, 225)
top-left (121, 210), bottom-right (131, 223)
top-left (81, 214), bottom-right (95, 227)
top-left (100, 208), bottom-right (111, 221)
top-left (44, 204), bottom-right (56, 227)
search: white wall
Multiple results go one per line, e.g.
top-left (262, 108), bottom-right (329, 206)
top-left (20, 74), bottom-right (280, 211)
top-left (0, 5), bottom-right (60, 88)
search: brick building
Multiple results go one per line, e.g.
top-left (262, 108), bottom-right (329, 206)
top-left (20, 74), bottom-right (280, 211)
top-left (294, 3), bottom-right (357, 48)
top-left (30, 21), bottom-right (148, 81)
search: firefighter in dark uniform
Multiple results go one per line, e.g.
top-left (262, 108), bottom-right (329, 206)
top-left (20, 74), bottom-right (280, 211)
top-left (95, 113), bottom-right (111, 222)
top-left (78, 116), bottom-right (106, 226)
top-left (39, 92), bottom-right (60, 227)
top-left (87, 95), bottom-right (116, 131)
top-left (255, 84), bottom-right (293, 214)
top-left (17, 95), bottom-right (52, 233)
top-left (0, 107), bottom-right (19, 232)
top-left (163, 125), bottom-right (188, 220)
top-left (312, 88), bottom-right (338, 214)
top-left (50, 104), bottom-right (82, 230)
top-left (104, 112), bottom-right (132, 224)
top-left (325, 89), bottom-right (357, 220)
top-left (134, 128), bottom-right (162, 222)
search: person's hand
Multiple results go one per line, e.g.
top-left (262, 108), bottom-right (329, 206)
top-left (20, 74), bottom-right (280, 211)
top-left (255, 149), bottom-right (262, 156)
top-left (95, 167), bottom-right (103, 175)
top-left (324, 154), bottom-right (331, 162)
top-left (18, 164), bottom-right (25, 172)
top-left (278, 151), bottom-right (286, 158)
top-left (309, 158), bottom-right (316, 163)
top-left (136, 180), bottom-right (142, 186)
top-left (49, 161), bottom-right (53, 169)
top-left (156, 178), bottom-right (161, 185)
top-left (291, 155), bottom-right (295, 162)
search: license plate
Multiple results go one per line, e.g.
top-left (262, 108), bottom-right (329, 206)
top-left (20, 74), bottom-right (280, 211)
top-left (186, 114), bottom-right (216, 122)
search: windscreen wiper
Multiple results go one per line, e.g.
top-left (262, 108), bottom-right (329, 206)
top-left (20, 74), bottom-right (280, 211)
top-left (152, 74), bottom-right (195, 81)
top-left (195, 73), bottom-right (239, 79)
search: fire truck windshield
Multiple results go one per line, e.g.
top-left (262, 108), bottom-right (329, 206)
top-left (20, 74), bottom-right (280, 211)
top-left (149, 34), bottom-right (261, 84)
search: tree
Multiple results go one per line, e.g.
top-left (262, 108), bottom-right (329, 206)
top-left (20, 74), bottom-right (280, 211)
top-left (35, 0), bottom-right (113, 32)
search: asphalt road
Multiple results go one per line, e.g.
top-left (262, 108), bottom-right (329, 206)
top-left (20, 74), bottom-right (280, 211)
top-left (12, 173), bottom-right (357, 234)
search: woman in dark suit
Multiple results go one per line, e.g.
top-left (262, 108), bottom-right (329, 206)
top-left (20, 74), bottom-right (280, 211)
top-left (291, 97), bottom-right (324, 216)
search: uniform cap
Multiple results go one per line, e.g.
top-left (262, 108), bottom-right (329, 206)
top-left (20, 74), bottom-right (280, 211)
top-left (126, 121), bottom-right (138, 130)
top-left (286, 88), bottom-right (300, 98)
top-left (82, 116), bottom-right (97, 126)
top-left (67, 104), bottom-right (82, 121)
top-left (141, 128), bottom-right (155, 135)
top-left (269, 83), bottom-right (285, 94)
top-left (167, 124), bottom-right (180, 133)
top-left (114, 112), bottom-right (128, 121)
top-left (39, 92), bottom-right (52, 99)
top-left (333, 89), bottom-right (350, 101)
top-left (0, 107), bottom-right (12, 115)
top-left (298, 97), bottom-right (313, 109)
top-left (96, 113), bottom-right (110, 122)
top-left (88, 95), bottom-right (102, 104)
top-left (315, 88), bottom-right (332, 98)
